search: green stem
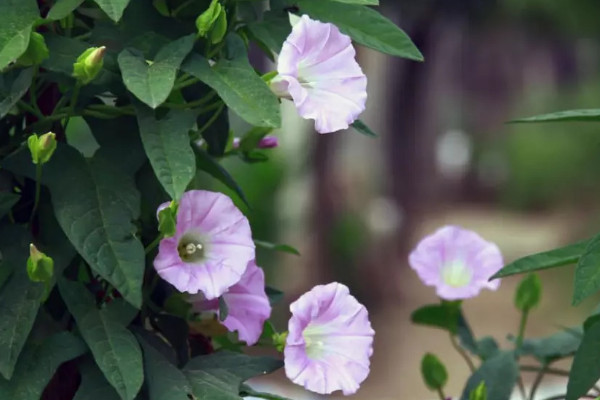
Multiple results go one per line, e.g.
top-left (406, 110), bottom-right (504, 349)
top-left (173, 76), bottom-right (199, 91)
top-left (518, 376), bottom-right (527, 400)
top-left (87, 104), bottom-right (136, 115)
top-left (29, 163), bottom-right (43, 224)
top-left (239, 389), bottom-right (291, 400)
top-left (450, 333), bottom-right (475, 372)
top-left (30, 67), bottom-right (43, 117)
top-left (436, 388), bottom-right (446, 400)
top-left (145, 235), bottom-right (162, 255)
top-left (18, 100), bottom-right (43, 119)
top-left (516, 309), bottom-right (530, 350)
top-left (528, 364), bottom-right (547, 400)
top-left (69, 82), bottom-right (81, 117)
top-left (163, 91), bottom-right (218, 110)
top-left (520, 365), bottom-right (568, 376)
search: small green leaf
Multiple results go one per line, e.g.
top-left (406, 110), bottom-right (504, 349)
top-left (47, 0), bottom-right (85, 21)
top-left (567, 317), bottom-right (600, 400)
top-left (520, 328), bottom-right (582, 364)
top-left (196, 0), bottom-right (222, 37)
top-left (59, 279), bottom-right (144, 400)
top-left (295, 0), bottom-right (423, 60)
top-left (460, 351), bottom-right (518, 400)
top-left (218, 296), bottom-right (229, 322)
top-left (510, 109), bottom-right (600, 124)
top-left (491, 240), bottom-right (587, 279)
top-left (16, 32), bottom-right (49, 66)
top-left (411, 302), bottom-right (461, 334)
top-left (93, 0), bottom-right (132, 22)
top-left (573, 233), bottom-right (600, 306)
top-left (265, 286), bottom-right (284, 305)
top-left (0, 0), bottom-right (39, 70)
top-left (0, 67), bottom-right (33, 119)
top-left (134, 104), bottom-right (196, 200)
top-left (420, 353), bottom-right (448, 391)
top-left (469, 382), bottom-right (487, 400)
top-left (118, 34), bottom-right (196, 108)
top-left (351, 119), bottom-right (377, 137)
top-left (210, 8), bottom-right (228, 44)
top-left (254, 240), bottom-right (300, 256)
top-left (182, 38), bottom-right (281, 128)
top-left (514, 273), bottom-right (542, 312)
top-left (328, 0), bottom-right (378, 4)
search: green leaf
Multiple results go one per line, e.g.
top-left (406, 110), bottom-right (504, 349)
top-left (254, 240), bottom-right (300, 256)
top-left (514, 273), bottom-right (542, 311)
top-left (491, 240), bottom-right (587, 279)
top-left (93, 0), bottom-right (132, 22)
top-left (134, 104), bottom-right (196, 200)
top-left (246, 12), bottom-right (290, 54)
top-left (567, 317), bottom-right (600, 400)
top-left (329, 0), bottom-right (378, 4)
top-left (520, 328), bottom-right (582, 364)
top-left (59, 279), bottom-right (144, 400)
top-left (265, 286), bottom-right (284, 305)
top-left (118, 34), bottom-right (195, 108)
top-left (42, 35), bottom-right (89, 75)
top-left (411, 302), bottom-right (461, 334)
top-left (0, 332), bottom-right (87, 400)
top-left (182, 45), bottom-right (281, 127)
top-left (0, 191), bottom-right (20, 220)
top-left (0, 0), bottom-right (39, 70)
top-left (294, 0), bottom-right (423, 60)
top-left (103, 298), bottom-right (139, 327)
top-left (0, 67), bottom-right (33, 119)
top-left (460, 351), bottom-right (518, 400)
top-left (421, 353), bottom-right (448, 391)
top-left (74, 359), bottom-right (120, 400)
top-left (184, 351), bottom-right (283, 399)
top-left (351, 119), bottom-right (377, 137)
top-left (573, 233), bottom-right (600, 306)
top-left (138, 336), bottom-right (192, 400)
top-left (193, 146), bottom-right (250, 208)
top-left (218, 296), bottom-right (229, 321)
top-left (47, 0), bottom-right (85, 20)
top-left (510, 109), bottom-right (600, 124)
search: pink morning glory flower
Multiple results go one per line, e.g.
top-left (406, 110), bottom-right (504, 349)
top-left (153, 190), bottom-right (255, 299)
top-left (271, 15), bottom-right (367, 134)
top-left (408, 225), bottom-right (504, 300)
top-left (284, 282), bottom-right (374, 395)
top-left (232, 135), bottom-right (279, 149)
top-left (188, 260), bottom-right (271, 345)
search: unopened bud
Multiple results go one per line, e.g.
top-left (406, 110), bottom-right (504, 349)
top-left (469, 381), bottom-right (487, 400)
top-left (272, 331), bottom-right (288, 352)
top-left (196, 0), bottom-right (222, 38)
top-left (16, 32), bottom-right (49, 66)
top-left (27, 132), bottom-right (57, 165)
top-left (209, 8), bottom-right (227, 44)
top-left (73, 46), bottom-right (106, 85)
top-left (27, 244), bottom-right (54, 283)
top-left (157, 200), bottom-right (178, 238)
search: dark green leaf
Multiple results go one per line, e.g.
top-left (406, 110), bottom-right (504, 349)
top-left (134, 104), bottom-right (196, 200)
top-left (93, 0), bottom-right (132, 22)
top-left (295, 0), bottom-right (423, 60)
top-left (0, 332), bottom-right (87, 400)
top-left (491, 240), bottom-right (587, 279)
top-left (246, 11), bottom-right (290, 54)
top-left (457, 313), bottom-right (479, 355)
top-left (421, 353), bottom-right (447, 390)
top-left (567, 318), bottom-right (600, 400)
top-left (103, 298), bottom-right (139, 327)
top-left (514, 273), bottom-right (542, 311)
top-left (510, 109), bottom-right (600, 124)
top-left (138, 336), bottom-right (192, 400)
top-left (118, 34), bottom-right (195, 108)
top-left (411, 302), bottom-right (461, 334)
top-left (520, 328), bottom-right (582, 364)
top-left (219, 297), bottom-right (229, 322)
top-left (329, 0), bottom-right (378, 3)
top-left (351, 119), bottom-right (377, 137)
top-left (193, 146), bottom-right (250, 207)
top-left (74, 359), bottom-right (120, 400)
top-left (254, 240), bottom-right (300, 256)
top-left (182, 43), bottom-right (281, 128)
top-left (0, 0), bottom-right (39, 70)
top-left (573, 233), bottom-right (600, 306)
top-left (476, 337), bottom-right (499, 361)
top-left (0, 191), bottom-right (20, 220)
top-left (0, 67), bottom-right (33, 119)
top-left (59, 279), bottom-right (143, 400)
top-left (42, 35), bottom-right (89, 75)
top-left (0, 224), bottom-right (30, 289)
top-left (47, 0), bottom-right (85, 20)
top-left (460, 351), bottom-right (518, 400)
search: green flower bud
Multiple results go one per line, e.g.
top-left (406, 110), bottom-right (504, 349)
top-left (515, 273), bottom-right (542, 312)
top-left (469, 381), bottom-right (487, 400)
top-left (73, 46), bottom-right (106, 85)
top-left (16, 32), bottom-right (49, 66)
top-left (27, 244), bottom-right (54, 283)
top-left (421, 353), bottom-right (448, 391)
top-left (195, 0), bottom-right (222, 37)
top-left (209, 8), bottom-right (227, 44)
top-left (27, 132), bottom-right (57, 165)
top-left (272, 331), bottom-right (288, 352)
top-left (158, 201), bottom-right (178, 238)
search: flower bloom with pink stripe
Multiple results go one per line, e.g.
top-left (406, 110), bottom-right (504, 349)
top-left (271, 15), bottom-right (367, 134)
top-left (284, 282), bottom-right (374, 395)
top-left (409, 225), bottom-right (504, 300)
top-left (153, 190), bottom-right (255, 299)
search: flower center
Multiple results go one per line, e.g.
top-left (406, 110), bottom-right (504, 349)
top-left (303, 324), bottom-right (327, 359)
top-left (177, 233), bottom-right (206, 263)
top-left (441, 260), bottom-right (472, 288)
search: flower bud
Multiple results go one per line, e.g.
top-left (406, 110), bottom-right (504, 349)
top-left (232, 135), bottom-right (279, 150)
top-left (27, 244), bottom-right (54, 283)
top-left (27, 132), bottom-right (57, 165)
top-left (73, 46), bottom-right (106, 85)
top-left (514, 273), bottom-right (542, 312)
top-left (209, 8), bottom-right (227, 44)
top-left (16, 32), bottom-right (49, 66)
top-left (157, 200), bottom-right (178, 238)
top-left (469, 381), bottom-right (487, 400)
top-left (195, 0), bottom-right (222, 37)
top-left (272, 331), bottom-right (288, 352)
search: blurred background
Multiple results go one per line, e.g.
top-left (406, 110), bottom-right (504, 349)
top-left (217, 0), bottom-right (600, 398)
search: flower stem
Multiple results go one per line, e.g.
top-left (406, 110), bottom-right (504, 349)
top-left (436, 388), bottom-right (446, 400)
top-left (516, 309), bottom-right (529, 350)
top-left (145, 235), bottom-right (162, 254)
top-left (193, 101), bottom-right (225, 140)
top-left (240, 388), bottom-right (292, 400)
top-left (449, 333), bottom-right (475, 372)
top-left (528, 364), bottom-right (547, 400)
top-left (29, 163), bottom-right (43, 224)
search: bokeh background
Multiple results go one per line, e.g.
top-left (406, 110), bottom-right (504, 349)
top-left (209, 0), bottom-right (600, 398)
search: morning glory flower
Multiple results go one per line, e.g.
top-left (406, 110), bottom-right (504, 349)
top-left (284, 282), bottom-right (374, 395)
top-left (153, 190), bottom-right (255, 299)
top-left (232, 135), bottom-right (279, 149)
top-left (408, 225), bottom-right (503, 300)
top-left (271, 15), bottom-right (367, 134)
top-left (188, 260), bottom-right (271, 345)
